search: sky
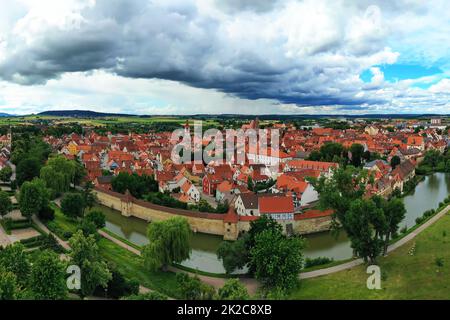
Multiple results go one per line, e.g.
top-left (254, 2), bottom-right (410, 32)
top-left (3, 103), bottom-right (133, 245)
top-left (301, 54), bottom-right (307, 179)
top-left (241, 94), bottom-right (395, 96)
top-left (0, 0), bottom-right (449, 115)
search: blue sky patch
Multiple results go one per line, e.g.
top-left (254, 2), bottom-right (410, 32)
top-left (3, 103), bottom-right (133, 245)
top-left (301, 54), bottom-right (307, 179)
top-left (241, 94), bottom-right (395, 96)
top-left (360, 64), bottom-right (443, 84)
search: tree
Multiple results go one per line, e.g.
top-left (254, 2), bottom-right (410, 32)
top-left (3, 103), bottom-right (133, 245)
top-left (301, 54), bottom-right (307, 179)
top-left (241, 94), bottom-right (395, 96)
top-left (0, 271), bottom-right (17, 300)
top-left (350, 143), bottom-right (365, 167)
top-left (310, 166), bottom-right (367, 231)
top-left (143, 217), bottom-right (191, 271)
top-left (81, 182), bottom-right (97, 214)
top-left (217, 236), bottom-right (249, 274)
top-left (40, 155), bottom-right (78, 194)
top-left (374, 196), bottom-right (406, 255)
top-left (111, 172), bottom-right (158, 199)
top-left (308, 150), bottom-right (322, 161)
top-left (16, 157), bottom-right (42, 186)
top-left (19, 179), bottom-right (49, 220)
top-left (84, 210), bottom-right (106, 229)
top-left (98, 267), bottom-right (139, 299)
top-left (0, 166), bottom-right (12, 182)
top-left (218, 279), bottom-right (249, 300)
top-left (30, 250), bottom-right (67, 300)
top-left (61, 192), bottom-right (85, 218)
top-left (250, 230), bottom-right (305, 290)
top-left (217, 215), bottom-right (282, 274)
top-left (319, 142), bottom-right (345, 162)
top-left (0, 191), bottom-right (12, 218)
top-left (78, 218), bottom-right (99, 237)
top-left (0, 243), bottom-right (31, 286)
top-left (345, 199), bottom-right (386, 264)
top-left (390, 155), bottom-right (401, 169)
top-left (69, 231), bottom-right (112, 297)
top-left (176, 273), bottom-right (215, 300)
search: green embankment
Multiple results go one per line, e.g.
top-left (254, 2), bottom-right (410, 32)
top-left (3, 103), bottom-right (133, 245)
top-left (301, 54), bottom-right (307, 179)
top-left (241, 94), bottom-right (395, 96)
top-left (290, 211), bottom-right (450, 299)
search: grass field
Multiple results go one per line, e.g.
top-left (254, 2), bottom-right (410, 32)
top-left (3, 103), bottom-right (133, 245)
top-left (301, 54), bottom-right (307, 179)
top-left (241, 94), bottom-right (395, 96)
top-left (290, 212), bottom-right (450, 299)
top-left (97, 238), bottom-right (180, 298)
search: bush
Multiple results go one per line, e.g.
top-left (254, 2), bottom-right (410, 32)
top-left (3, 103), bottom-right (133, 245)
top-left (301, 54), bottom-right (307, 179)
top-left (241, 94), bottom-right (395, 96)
top-left (38, 205), bottom-right (55, 221)
top-left (63, 231), bottom-right (73, 240)
top-left (84, 210), bottom-right (106, 229)
top-left (304, 256), bottom-right (334, 268)
top-left (122, 291), bottom-right (168, 300)
top-left (435, 257), bottom-right (444, 267)
top-left (95, 268), bottom-right (139, 299)
top-left (78, 219), bottom-right (98, 238)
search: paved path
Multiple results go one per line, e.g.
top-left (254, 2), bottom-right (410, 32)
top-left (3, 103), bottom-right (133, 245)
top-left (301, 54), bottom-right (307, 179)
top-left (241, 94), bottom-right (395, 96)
top-left (0, 223), bottom-right (11, 248)
top-left (300, 204), bottom-right (450, 279)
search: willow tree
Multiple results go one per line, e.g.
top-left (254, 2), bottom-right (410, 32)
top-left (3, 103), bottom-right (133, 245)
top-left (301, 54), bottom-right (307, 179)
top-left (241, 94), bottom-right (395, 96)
top-left (143, 217), bottom-right (192, 271)
top-left (40, 155), bottom-right (78, 194)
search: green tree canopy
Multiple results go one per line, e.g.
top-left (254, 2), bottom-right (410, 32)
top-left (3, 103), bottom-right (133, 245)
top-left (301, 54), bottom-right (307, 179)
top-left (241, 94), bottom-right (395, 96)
top-left (143, 217), bottom-right (191, 271)
top-left (0, 271), bottom-right (17, 300)
top-left (218, 279), bottom-right (250, 300)
top-left (61, 192), bottom-right (85, 219)
top-left (0, 243), bottom-right (31, 286)
top-left (69, 231), bottom-right (112, 297)
top-left (0, 166), bottom-right (13, 182)
top-left (350, 143), bottom-right (365, 167)
top-left (18, 178), bottom-right (49, 220)
top-left (390, 155), bottom-right (401, 169)
top-left (0, 191), bottom-right (12, 218)
top-left (250, 230), bottom-right (305, 290)
top-left (30, 250), bottom-right (67, 300)
top-left (111, 172), bottom-right (158, 198)
top-left (16, 157), bottom-right (42, 186)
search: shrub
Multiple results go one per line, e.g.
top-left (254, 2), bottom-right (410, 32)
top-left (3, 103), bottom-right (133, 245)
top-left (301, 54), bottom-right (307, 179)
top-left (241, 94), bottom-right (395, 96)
top-left (435, 257), bottom-right (444, 267)
top-left (78, 219), bottom-right (98, 238)
top-left (84, 210), bottom-right (106, 229)
top-left (122, 291), bottom-right (168, 300)
top-left (304, 256), bottom-right (334, 268)
top-left (38, 205), bottom-right (55, 221)
top-left (95, 268), bottom-right (139, 299)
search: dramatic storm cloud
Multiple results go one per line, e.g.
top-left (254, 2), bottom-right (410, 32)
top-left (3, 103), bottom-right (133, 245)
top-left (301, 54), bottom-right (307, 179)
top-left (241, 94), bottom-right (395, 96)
top-left (0, 0), bottom-right (449, 114)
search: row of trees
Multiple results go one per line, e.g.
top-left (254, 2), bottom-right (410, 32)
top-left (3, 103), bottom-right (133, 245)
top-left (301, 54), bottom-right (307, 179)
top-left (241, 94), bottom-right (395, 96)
top-left (416, 149), bottom-right (450, 174)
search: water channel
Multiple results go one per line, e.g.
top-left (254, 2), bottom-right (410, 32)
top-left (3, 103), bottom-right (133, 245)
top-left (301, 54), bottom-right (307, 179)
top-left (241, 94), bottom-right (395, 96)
top-left (98, 172), bottom-right (450, 273)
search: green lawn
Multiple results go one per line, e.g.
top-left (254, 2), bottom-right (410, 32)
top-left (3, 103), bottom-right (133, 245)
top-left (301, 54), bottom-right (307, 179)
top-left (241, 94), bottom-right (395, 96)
top-left (46, 203), bottom-right (79, 239)
top-left (290, 212), bottom-right (450, 299)
top-left (98, 238), bottom-right (181, 298)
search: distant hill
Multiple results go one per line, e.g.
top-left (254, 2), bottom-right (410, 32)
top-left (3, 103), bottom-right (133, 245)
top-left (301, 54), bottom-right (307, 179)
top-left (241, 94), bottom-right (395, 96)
top-left (38, 110), bottom-right (135, 118)
top-left (0, 113), bottom-right (14, 117)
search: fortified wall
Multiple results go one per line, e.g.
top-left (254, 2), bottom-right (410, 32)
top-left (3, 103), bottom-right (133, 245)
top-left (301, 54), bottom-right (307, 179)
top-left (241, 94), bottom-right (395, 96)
top-left (94, 187), bottom-right (333, 240)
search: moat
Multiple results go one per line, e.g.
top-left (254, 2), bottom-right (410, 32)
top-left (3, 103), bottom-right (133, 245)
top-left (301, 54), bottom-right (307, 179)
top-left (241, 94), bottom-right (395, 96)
top-left (98, 172), bottom-right (450, 273)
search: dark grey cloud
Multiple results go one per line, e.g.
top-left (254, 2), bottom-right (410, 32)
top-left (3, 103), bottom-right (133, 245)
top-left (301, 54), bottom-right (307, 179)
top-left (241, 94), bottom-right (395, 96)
top-left (0, 0), bottom-right (400, 107)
